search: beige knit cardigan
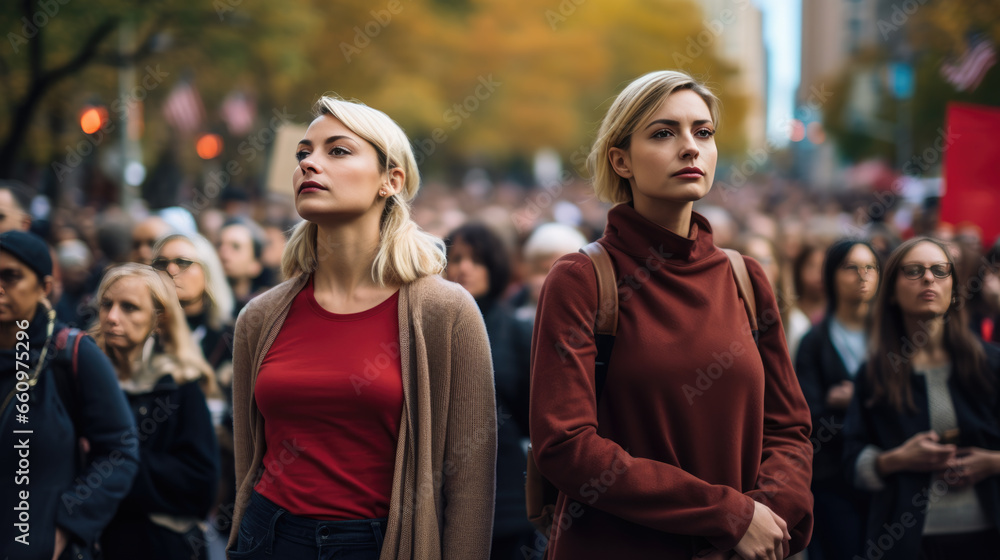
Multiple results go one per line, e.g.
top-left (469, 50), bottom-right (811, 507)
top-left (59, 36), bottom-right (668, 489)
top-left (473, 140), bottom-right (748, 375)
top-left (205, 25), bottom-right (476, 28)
top-left (226, 273), bottom-right (497, 559)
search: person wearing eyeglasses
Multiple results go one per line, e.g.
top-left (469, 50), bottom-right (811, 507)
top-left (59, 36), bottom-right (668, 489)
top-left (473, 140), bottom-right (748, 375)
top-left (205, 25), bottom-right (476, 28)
top-left (151, 232), bottom-right (237, 545)
top-left (844, 237), bottom-right (1000, 560)
top-left (794, 239), bottom-right (881, 560)
top-left (151, 233), bottom-right (234, 373)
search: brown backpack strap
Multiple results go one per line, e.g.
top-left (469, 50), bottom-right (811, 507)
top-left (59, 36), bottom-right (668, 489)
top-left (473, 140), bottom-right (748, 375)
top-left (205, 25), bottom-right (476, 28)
top-left (580, 242), bottom-right (618, 336)
top-left (722, 248), bottom-right (758, 334)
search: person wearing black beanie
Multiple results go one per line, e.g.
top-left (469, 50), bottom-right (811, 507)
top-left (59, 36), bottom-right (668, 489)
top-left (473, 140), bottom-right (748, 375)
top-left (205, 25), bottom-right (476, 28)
top-left (1, 230), bottom-right (139, 560)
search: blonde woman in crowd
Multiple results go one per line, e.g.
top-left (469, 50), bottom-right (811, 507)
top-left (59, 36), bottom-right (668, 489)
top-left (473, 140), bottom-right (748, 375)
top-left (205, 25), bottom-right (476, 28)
top-left (93, 263), bottom-right (219, 560)
top-left (530, 70), bottom-right (814, 559)
top-left (228, 96), bottom-right (496, 559)
top-left (152, 231), bottom-right (235, 374)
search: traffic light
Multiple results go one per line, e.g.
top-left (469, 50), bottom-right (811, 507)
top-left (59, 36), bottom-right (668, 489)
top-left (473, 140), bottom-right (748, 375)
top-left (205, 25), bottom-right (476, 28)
top-left (196, 133), bottom-right (223, 159)
top-left (79, 106), bottom-right (109, 134)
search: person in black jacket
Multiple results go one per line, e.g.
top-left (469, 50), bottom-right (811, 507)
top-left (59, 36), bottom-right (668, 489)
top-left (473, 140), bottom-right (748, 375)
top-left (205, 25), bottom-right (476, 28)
top-left (844, 237), bottom-right (1000, 560)
top-left (0, 230), bottom-right (139, 560)
top-left (91, 263), bottom-right (220, 560)
top-left (445, 223), bottom-right (535, 560)
top-left (795, 239), bottom-right (880, 560)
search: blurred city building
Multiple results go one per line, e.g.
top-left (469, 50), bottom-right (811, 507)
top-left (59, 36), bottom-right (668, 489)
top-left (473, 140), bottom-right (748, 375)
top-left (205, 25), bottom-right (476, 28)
top-left (796, 0), bottom-right (883, 190)
top-left (699, 0), bottom-right (769, 153)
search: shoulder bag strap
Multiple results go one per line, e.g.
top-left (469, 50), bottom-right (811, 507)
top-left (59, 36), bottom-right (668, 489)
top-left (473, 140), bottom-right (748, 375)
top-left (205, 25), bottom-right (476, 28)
top-left (722, 248), bottom-right (759, 345)
top-left (580, 242), bottom-right (618, 398)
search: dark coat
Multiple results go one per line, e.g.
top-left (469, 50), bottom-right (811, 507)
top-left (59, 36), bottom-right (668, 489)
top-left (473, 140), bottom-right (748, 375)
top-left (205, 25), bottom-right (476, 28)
top-left (0, 306), bottom-right (139, 560)
top-left (481, 296), bottom-right (535, 537)
top-left (795, 318), bottom-right (856, 481)
top-left (843, 342), bottom-right (1000, 560)
top-left (100, 369), bottom-right (220, 560)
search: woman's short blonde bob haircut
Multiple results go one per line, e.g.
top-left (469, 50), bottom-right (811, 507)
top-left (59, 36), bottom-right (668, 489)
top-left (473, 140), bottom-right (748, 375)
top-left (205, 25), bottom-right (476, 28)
top-left (587, 70), bottom-right (721, 204)
top-left (282, 96), bottom-right (446, 285)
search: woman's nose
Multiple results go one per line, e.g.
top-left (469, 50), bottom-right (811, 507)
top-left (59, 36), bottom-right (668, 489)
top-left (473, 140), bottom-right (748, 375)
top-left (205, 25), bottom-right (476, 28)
top-left (680, 134), bottom-right (699, 159)
top-left (298, 154), bottom-right (320, 174)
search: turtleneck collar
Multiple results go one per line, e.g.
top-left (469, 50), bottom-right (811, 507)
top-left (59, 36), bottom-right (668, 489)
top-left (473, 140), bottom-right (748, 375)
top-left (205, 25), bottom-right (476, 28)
top-left (602, 203), bottom-right (717, 264)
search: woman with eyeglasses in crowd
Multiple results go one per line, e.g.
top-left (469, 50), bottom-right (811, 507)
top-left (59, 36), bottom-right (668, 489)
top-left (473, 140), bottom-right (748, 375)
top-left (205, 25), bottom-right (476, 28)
top-left (152, 233), bottom-right (235, 375)
top-left (795, 239), bottom-right (881, 560)
top-left (844, 237), bottom-right (1000, 560)
top-left (93, 264), bottom-right (220, 560)
top-left (151, 233), bottom-right (237, 541)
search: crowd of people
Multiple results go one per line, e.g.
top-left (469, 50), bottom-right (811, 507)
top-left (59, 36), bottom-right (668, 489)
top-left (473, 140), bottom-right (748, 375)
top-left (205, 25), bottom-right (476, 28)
top-left (1, 68), bottom-right (999, 560)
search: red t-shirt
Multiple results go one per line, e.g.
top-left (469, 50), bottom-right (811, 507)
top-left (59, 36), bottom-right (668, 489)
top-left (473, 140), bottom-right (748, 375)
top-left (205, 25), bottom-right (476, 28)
top-left (254, 278), bottom-right (403, 520)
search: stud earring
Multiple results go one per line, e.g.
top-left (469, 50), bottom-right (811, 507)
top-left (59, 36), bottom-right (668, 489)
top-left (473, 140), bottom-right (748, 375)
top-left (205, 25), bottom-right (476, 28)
top-left (380, 190), bottom-right (387, 197)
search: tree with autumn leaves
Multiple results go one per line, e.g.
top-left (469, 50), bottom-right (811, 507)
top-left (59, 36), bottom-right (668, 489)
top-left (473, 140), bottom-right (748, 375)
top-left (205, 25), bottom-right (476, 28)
top-left (2, 0), bottom-right (750, 189)
top-left (820, 0), bottom-right (1000, 167)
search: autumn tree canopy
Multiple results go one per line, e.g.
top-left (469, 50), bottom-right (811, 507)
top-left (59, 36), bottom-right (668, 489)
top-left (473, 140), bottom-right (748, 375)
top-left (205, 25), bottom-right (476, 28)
top-left (2, 0), bottom-right (750, 188)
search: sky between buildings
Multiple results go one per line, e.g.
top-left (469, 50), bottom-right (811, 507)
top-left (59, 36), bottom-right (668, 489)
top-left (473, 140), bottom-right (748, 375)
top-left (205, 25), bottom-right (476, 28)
top-left (757, 0), bottom-right (802, 145)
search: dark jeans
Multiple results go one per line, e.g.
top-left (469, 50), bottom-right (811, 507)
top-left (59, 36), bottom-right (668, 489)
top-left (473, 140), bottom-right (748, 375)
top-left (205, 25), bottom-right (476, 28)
top-left (919, 527), bottom-right (1000, 560)
top-left (230, 491), bottom-right (386, 560)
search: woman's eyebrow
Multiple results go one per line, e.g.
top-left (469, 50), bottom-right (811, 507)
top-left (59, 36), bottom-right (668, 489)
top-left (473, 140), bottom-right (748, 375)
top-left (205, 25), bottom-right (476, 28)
top-left (644, 118), bottom-right (712, 129)
top-left (297, 135), bottom-right (357, 148)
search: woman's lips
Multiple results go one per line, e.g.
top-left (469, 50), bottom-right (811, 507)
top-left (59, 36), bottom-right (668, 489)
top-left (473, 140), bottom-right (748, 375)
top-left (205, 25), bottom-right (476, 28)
top-left (298, 180), bottom-right (327, 194)
top-left (672, 167), bottom-right (705, 179)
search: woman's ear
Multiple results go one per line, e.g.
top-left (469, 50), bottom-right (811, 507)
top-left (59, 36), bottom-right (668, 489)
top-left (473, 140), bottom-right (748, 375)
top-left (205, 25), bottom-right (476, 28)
top-left (385, 166), bottom-right (405, 197)
top-left (608, 147), bottom-right (633, 179)
top-left (40, 274), bottom-right (54, 298)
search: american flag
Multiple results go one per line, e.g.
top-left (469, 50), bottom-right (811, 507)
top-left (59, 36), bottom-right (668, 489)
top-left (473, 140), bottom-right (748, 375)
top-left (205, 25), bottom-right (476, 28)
top-left (941, 35), bottom-right (997, 92)
top-left (221, 91), bottom-right (256, 136)
top-left (163, 79), bottom-right (205, 134)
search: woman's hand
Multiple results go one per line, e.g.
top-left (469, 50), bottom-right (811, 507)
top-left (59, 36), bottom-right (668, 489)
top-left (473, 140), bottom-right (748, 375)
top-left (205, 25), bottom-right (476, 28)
top-left (733, 501), bottom-right (789, 560)
top-left (825, 380), bottom-right (854, 410)
top-left (51, 528), bottom-right (67, 560)
top-left (947, 447), bottom-right (1000, 488)
top-left (877, 430), bottom-right (955, 475)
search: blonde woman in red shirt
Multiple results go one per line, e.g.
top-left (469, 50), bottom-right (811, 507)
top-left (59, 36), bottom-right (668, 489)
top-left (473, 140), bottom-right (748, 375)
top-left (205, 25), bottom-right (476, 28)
top-left (529, 71), bottom-right (814, 559)
top-left (227, 97), bottom-right (496, 559)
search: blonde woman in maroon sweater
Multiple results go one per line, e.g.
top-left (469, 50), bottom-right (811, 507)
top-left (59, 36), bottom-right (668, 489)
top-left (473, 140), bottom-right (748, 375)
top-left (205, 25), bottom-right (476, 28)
top-left (529, 71), bottom-right (814, 559)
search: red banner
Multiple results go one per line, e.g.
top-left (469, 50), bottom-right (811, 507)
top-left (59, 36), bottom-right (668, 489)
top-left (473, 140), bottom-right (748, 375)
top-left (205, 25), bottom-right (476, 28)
top-left (942, 102), bottom-right (1000, 248)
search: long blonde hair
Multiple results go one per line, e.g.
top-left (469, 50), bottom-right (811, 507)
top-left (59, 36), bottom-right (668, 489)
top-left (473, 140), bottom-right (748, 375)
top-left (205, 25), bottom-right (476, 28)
top-left (281, 96), bottom-right (446, 286)
top-left (91, 263), bottom-right (215, 388)
top-left (588, 70), bottom-right (721, 204)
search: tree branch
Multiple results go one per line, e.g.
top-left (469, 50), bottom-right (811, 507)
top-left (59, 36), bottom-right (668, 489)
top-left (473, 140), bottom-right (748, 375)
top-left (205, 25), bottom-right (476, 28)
top-left (23, 0), bottom-right (41, 84)
top-left (93, 25), bottom-right (163, 68)
top-left (0, 17), bottom-right (120, 176)
top-left (0, 52), bottom-right (10, 114)
top-left (40, 18), bottom-right (120, 88)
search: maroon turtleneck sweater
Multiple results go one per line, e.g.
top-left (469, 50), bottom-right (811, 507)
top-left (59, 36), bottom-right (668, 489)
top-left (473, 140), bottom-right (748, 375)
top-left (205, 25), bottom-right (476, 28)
top-left (530, 204), bottom-right (813, 558)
